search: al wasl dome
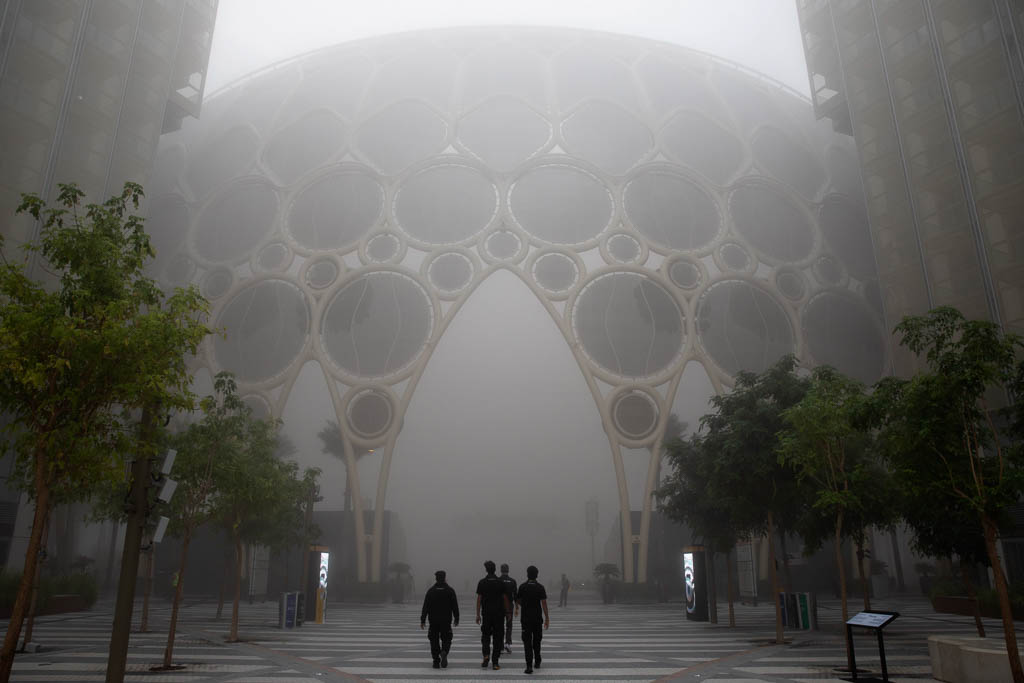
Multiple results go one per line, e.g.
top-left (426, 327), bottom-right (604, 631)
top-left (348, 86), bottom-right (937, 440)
top-left (146, 27), bottom-right (886, 583)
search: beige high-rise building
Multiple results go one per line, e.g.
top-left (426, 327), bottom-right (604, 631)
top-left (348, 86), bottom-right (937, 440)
top-left (796, 0), bottom-right (1024, 375)
top-left (0, 0), bottom-right (218, 261)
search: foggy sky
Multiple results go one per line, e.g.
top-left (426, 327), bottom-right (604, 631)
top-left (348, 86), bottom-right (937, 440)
top-left (206, 0), bottom-right (810, 96)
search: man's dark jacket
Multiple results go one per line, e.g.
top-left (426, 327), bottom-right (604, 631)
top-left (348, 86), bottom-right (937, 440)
top-left (421, 581), bottom-right (460, 625)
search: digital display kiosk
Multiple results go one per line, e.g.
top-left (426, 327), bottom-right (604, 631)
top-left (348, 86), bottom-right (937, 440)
top-left (682, 546), bottom-right (708, 621)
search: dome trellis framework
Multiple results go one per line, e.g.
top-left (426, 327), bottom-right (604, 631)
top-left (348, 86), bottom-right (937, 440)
top-left (149, 27), bottom-right (887, 583)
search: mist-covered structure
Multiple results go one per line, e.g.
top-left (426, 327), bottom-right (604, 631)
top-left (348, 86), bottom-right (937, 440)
top-left (146, 27), bottom-right (887, 582)
top-left (797, 0), bottom-right (1024, 375)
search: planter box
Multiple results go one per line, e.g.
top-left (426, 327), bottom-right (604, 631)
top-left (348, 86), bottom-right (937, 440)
top-left (929, 635), bottom-right (1023, 683)
top-left (0, 593), bottom-right (88, 619)
top-left (932, 595), bottom-right (1024, 621)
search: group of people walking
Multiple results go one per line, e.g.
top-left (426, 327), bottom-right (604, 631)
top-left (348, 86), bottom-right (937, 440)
top-left (419, 560), bottom-right (552, 674)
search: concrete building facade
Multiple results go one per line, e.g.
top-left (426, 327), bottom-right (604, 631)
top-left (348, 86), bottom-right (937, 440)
top-left (796, 0), bottom-right (1024, 374)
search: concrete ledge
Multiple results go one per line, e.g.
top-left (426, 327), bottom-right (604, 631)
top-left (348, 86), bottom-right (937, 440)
top-left (928, 635), bottom-right (1023, 683)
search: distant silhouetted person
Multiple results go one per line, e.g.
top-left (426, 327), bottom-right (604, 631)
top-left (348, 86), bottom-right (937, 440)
top-left (499, 563), bottom-right (518, 654)
top-left (420, 570), bottom-right (459, 669)
top-left (559, 573), bottom-right (570, 607)
top-left (476, 560), bottom-right (511, 670)
top-left (516, 565), bottom-right (549, 674)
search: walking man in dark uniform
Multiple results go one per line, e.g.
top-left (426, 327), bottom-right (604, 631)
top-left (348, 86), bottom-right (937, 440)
top-left (499, 563), bottom-right (518, 654)
top-left (420, 570), bottom-right (459, 669)
top-left (516, 565), bottom-right (550, 674)
top-left (559, 573), bottom-right (570, 607)
top-left (476, 560), bottom-right (511, 670)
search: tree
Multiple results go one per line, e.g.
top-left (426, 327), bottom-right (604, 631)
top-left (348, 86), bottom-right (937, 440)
top-left (872, 307), bottom-right (1024, 682)
top-left (659, 433), bottom-right (742, 626)
top-left (160, 372), bottom-right (246, 669)
top-left (697, 355), bottom-right (810, 644)
top-left (212, 409), bottom-right (317, 642)
top-left (0, 184), bottom-right (209, 681)
top-left (316, 420), bottom-right (369, 512)
top-left (777, 365), bottom-right (895, 667)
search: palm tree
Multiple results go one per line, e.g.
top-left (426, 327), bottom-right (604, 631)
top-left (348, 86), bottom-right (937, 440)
top-left (594, 563), bottom-right (620, 604)
top-left (316, 420), bottom-right (370, 512)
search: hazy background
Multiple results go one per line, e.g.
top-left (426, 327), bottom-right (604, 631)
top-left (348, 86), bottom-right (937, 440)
top-left (196, 1), bottom-right (800, 587)
top-left (206, 0), bottom-right (810, 96)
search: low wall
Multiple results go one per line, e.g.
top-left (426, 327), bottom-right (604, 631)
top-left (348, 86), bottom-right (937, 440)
top-left (929, 635), bottom-right (1022, 683)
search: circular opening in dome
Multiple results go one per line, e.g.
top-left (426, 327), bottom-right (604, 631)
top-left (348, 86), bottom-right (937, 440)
top-left (668, 260), bottom-right (702, 290)
top-left (348, 390), bottom-right (393, 438)
top-left (696, 279), bottom-right (794, 376)
top-left (776, 269), bottom-right (806, 301)
top-left (202, 268), bottom-right (233, 300)
top-left (166, 253), bottom-right (196, 286)
top-left (429, 252), bottom-right (473, 292)
top-left (819, 196), bottom-right (876, 280)
top-left (367, 233), bottom-right (400, 262)
top-left (607, 234), bottom-right (640, 263)
top-left (613, 391), bottom-right (659, 440)
top-left (242, 394), bottom-right (272, 420)
top-left (485, 230), bottom-right (522, 260)
top-left (729, 183), bottom-right (813, 263)
top-left (573, 272), bottom-right (684, 378)
top-left (624, 171), bottom-right (719, 251)
top-left (719, 242), bottom-right (750, 271)
top-left (194, 180), bottom-right (278, 264)
top-left (322, 271), bottom-right (433, 378)
top-left (814, 255), bottom-right (842, 285)
top-left (258, 242), bottom-right (289, 271)
top-left (306, 259), bottom-right (339, 290)
top-left (510, 165), bottom-right (612, 245)
top-left (214, 279), bottom-right (310, 383)
top-left (803, 291), bottom-right (885, 385)
top-left (533, 252), bottom-right (578, 293)
top-left (288, 171), bottom-right (383, 251)
top-left (394, 164), bottom-right (498, 244)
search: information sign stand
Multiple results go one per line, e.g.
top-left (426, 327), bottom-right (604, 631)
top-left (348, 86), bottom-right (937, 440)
top-left (842, 611), bottom-right (899, 682)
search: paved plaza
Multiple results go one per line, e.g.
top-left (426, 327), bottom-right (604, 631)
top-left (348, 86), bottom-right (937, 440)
top-left (2, 592), bottom-right (1005, 681)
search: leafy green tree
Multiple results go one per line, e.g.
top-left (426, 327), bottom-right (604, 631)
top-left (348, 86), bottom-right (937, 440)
top-left (777, 366), bottom-right (895, 668)
top-left (212, 409), bottom-right (317, 642)
top-left (659, 433), bottom-right (742, 626)
top-left (695, 356), bottom-right (809, 643)
top-left (0, 184), bottom-right (209, 680)
top-left (872, 307), bottom-right (1024, 682)
top-left (160, 372), bottom-right (246, 668)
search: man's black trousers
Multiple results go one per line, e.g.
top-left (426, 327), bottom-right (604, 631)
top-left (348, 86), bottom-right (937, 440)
top-left (427, 623), bottom-right (452, 662)
top-left (521, 619), bottom-right (543, 665)
top-left (480, 612), bottom-right (504, 659)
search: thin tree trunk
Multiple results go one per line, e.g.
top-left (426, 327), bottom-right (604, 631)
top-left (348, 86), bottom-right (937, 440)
top-left (216, 549), bottom-right (229, 620)
top-left (960, 559), bottom-right (985, 638)
top-left (0, 455), bottom-right (51, 682)
top-left (982, 515), bottom-right (1022, 683)
top-left (855, 539), bottom-right (870, 611)
top-left (104, 520), bottom-right (119, 593)
top-left (707, 549), bottom-right (718, 624)
top-left (726, 546), bottom-right (736, 627)
top-left (162, 529), bottom-right (192, 668)
top-left (21, 515), bottom-right (51, 650)
top-left (889, 529), bottom-right (906, 592)
top-left (767, 512), bottom-right (783, 644)
top-left (139, 539), bottom-right (154, 632)
top-left (228, 528), bottom-right (243, 642)
top-left (835, 512), bottom-right (852, 673)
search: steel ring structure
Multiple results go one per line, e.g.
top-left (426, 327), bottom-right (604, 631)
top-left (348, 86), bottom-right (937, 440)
top-left (147, 27), bottom-right (887, 583)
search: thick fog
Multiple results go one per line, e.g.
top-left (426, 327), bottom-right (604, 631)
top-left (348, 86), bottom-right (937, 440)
top-left (207, 0), bottom-right (810, 96)
top-left (252, 269), bottom-right (717, 587)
